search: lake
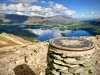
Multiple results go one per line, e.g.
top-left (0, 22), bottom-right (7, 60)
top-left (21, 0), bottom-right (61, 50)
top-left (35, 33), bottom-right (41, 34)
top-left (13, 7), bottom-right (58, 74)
top-left (27, 29), bottom-right (94, 41)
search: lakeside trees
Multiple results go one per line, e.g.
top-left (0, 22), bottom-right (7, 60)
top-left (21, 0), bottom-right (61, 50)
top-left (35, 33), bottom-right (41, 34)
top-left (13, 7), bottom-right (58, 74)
top-left (0, 20), bottom-right (100, 42)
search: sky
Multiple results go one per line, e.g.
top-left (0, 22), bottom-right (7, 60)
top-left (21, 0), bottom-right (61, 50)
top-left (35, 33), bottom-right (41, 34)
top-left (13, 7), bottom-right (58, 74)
top-left (0, 0), bottom-right (100, 19)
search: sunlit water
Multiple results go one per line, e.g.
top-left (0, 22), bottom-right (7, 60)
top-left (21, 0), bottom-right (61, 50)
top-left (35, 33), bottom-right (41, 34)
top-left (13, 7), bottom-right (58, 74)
top-left (27, 29), bottom-right (94, 41)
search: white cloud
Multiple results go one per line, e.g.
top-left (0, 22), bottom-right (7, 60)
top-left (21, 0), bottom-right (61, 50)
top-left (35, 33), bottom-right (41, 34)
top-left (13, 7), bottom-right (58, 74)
top-left (16, 11), bottom-right (23, 15)
top-left (10, 11), bottom-right (15, 14)
top-left (81, 14), bottom-right (89, 18)
top-left (0, 2), bottom-right (76, 17)
top-left (41, 1), bottom-right (46, 4)
top-left (31, 12), bottom-right (39, 16)
top-left (0, 3), bottom-right (54, 17)
top-left (31, 8), bottom-right (54, 17)
top-left (53, 3), bottom-right (76, 16)
top-left (10, 0), bottom-right (38, 3)
top-left (90, 12), bottom-right (94, 14)
top-left (0, 3), bottom-right (30, 12)
top-left (0, 3), bottom-right (7, 10)
top-left (81, 14), bottom-right (86, 17)
top-left (81, 14), bottom-right (85, 17)
top-left (29, 6), bottom-right (42, 12)
top-left (48, 1), bottom-right (54, 7)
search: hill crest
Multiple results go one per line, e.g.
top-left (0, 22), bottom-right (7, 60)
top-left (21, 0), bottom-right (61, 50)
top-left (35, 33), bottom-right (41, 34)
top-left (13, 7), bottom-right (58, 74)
top-left (0, 13), bottom-right (73, 22)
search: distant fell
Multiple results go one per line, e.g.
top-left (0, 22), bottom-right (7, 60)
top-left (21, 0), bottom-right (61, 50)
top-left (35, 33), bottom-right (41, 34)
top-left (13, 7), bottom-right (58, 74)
top-left (0, 13), bottom-right (73, 23)
top-left (85, 18), bottom-right (100, 26)
top-left (48, 15), bottom-right (73, 21)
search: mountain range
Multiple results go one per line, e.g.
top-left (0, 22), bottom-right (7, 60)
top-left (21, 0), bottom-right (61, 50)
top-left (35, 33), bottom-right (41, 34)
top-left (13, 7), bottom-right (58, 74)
top-left (0, 13), bottom-right (73, 23)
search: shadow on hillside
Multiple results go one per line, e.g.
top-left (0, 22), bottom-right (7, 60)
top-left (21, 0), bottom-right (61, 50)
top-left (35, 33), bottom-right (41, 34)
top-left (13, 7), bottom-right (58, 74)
top-left (14, 64), bottom-right (36, 75)
top-left (0, 20), bottom-right (3, 22)
top-left (5, 14), bottom-right (28, 22)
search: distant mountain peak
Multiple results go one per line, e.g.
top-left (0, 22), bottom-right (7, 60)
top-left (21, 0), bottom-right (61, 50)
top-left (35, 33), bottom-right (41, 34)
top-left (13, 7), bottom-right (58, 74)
top-left (0, 13), bottom-right (73, 23)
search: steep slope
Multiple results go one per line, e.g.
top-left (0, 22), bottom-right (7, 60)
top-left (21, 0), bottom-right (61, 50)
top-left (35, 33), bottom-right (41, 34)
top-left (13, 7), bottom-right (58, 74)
top-left (27, 16), bottom-right (48, 22)
top-left (0, 13), bottom-right (11, 22)
top-left (0, 13), bottom-right (28, 22)
top-left (0, 33), bottom-right (31, 49)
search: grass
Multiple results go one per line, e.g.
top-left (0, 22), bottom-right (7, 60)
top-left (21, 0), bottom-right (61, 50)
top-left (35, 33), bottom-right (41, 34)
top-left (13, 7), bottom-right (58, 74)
top-left (0, 40), bottom-right (8, 45)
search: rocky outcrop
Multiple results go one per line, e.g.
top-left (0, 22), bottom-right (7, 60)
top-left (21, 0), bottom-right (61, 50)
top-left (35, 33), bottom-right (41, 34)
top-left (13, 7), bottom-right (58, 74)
top-left (0, 36), bottom-right (100, 75)
top-left (0, 42), bottom-right (48, 75)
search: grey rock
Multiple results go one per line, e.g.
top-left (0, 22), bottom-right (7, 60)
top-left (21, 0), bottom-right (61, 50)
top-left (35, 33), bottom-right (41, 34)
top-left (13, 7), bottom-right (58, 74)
top-left (69, 67), bottom-right (85, 73)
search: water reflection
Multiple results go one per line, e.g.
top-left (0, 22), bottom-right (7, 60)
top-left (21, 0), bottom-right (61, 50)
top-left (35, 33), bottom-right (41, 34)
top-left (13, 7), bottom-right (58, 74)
top-left (28, 29), bottom-right (93, 41)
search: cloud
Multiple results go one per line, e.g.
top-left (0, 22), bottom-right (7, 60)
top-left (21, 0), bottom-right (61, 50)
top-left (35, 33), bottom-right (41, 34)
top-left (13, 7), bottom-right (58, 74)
top-left (31, 8), bottom-right (54, 17)
top-left (10, 0), bottom-right (38, 3)
top-left (0, 3), bottom-right (25, 11)
top-left (90, 12), bottom-right (94, 14)
top-left (41, 1), bottom-right (46, 4)
top-left (81, 14), bottom-right (89, 17)
top-left (81, 14), bottom-right (86, 17)
top-left (53, 3), bottom-right (76, 16)
top-left (0, 3), bottom-right (7, 10)
top-left (29, 5), bottom-right (42, 12)
top-left (48, 1), bottom-right (54, 7)
top-left (16, 11), bottom-right (23, 15)
top-left (30, 7), bottom-right (53, 17)
top-left (0, 2), bottom-right (76, 17)
top-left (0, 3), bottom-right (54, 17)
top-left (0, 3), bottom-right (30, 12)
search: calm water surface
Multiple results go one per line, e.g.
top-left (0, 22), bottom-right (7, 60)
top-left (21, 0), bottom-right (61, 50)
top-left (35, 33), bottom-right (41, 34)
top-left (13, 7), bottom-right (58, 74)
top-left (28, 29), bottom-right (94, 41)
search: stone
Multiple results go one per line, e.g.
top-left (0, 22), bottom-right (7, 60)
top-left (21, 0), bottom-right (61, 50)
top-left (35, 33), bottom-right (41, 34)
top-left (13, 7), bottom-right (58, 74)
top-left (53, 63), bottom-right (64, 69)
top-left (39, 72), bottom-right (45, 75)
top-left (53, 63), bottom-right (68, 72)
top-left (49, 69), bottom-right (59, 75)
top-left (49, 46), bottom-right (95, 57)
top-left (74, 73), bottom-right (80, 75)
top-left (51, 54), bottom-right (63, 60)
top-left (80, 71), bottom-right (89, 75)
top-left (64, 58), bottom-right (77, 64)
top-left (69, 67), bottom-right (85, 73)
top-left (83, 60), bottom-right (93, 66)
top-left (53, 59), bottom-right (80, 68)
top-left (53, 59), bottom-right (66, 66)
top-left (66, 64), bottom-right (80, 68)
top-left (15, 59), bottom-right (24, 64)
top-left (64, 57), bottom-right (92, 65)
top-left (61, 72), bottom-right (74, 75)
top-left (47, 56), bottom-right (53, 64)
top-left (15, 51), bottom-right (21, 54)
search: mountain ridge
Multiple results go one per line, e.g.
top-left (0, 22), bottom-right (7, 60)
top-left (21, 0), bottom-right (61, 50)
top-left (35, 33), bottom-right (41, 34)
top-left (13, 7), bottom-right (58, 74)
top-left (0, 13), bottom-right (73, 23)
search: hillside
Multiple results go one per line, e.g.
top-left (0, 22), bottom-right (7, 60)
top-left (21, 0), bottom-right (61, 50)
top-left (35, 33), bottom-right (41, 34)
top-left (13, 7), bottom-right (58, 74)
top-left (85, 18), bottom-right (100, 26)
top-left (0, 13), bottom-right (73, 23)
top-left (0, 33), bottom-right (100, 75)
top-left (48, 15), bottom-right (73, 21)
top-left (0, 33), bottom-right (31, 49)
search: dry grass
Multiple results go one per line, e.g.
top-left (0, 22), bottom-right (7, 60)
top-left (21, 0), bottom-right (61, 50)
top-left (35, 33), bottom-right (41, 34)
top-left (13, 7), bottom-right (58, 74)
top-left (0, 33), bottom-right (31, 49)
